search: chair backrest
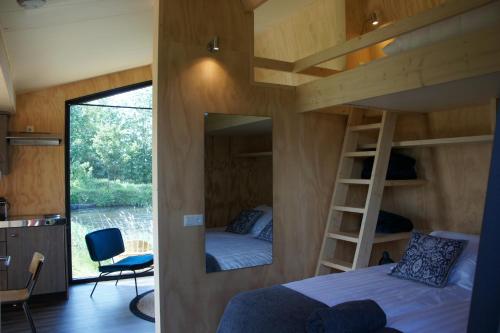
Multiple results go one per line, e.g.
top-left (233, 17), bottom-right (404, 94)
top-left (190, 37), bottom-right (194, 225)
top-left (85, 228), bottom-right (125, 262)
top-left (26, 252), bottom-right (44, 296)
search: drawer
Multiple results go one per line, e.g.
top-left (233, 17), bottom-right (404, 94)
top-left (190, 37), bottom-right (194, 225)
top-left (0, 229), bottom-right (5, 241)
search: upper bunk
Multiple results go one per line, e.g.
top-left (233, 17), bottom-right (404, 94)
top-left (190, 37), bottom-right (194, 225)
top-left (253, 0), bottom-right (500, 113)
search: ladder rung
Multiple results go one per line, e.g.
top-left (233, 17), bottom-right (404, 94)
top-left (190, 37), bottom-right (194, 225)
top-left (320, 259), bottom-right (352, 272)
top-left (349, 123), bottom-right (382, 132)
top-left (338, 178), bottom-right (370, 185)
top-left (344, 151), bottom-right (376, 158)
top-left (338, 179), bottom-right (427, 187)
top-left (327, 232), bottom-right (359, 243)
top-left (333, 206), bottom-right (365, 214)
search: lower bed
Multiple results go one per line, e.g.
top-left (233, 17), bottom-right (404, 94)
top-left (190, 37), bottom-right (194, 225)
top-left (218, 264), bottom-right (471, 332)
top-left (205, 229), bottom-right (272, 272)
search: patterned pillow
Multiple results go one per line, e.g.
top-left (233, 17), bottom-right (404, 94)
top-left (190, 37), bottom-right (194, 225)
top-left (389, 232), bottom-right (466, 287)
top-left (257, 220), bottom-right (273, 242)
top-left (226, 210), bottom-right (264, 234)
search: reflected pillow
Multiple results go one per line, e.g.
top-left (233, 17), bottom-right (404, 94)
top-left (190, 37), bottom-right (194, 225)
top-left (257, 220), bottom-right (273, 242)
top-left (389, 232), bottom-right (466, 287)
top-left (226, 209), bottom-right (264, 234)
top-left (250, 205), bottom-right (273, 237)
top-left (430, 231), bottom-right (479, 290)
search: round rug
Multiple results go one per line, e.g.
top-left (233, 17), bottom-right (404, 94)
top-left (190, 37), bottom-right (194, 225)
top-left (130, 289), bottom-right (155, 322)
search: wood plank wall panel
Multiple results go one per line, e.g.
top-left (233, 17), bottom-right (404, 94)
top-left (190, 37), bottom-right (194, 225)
top-left (154, 1), bottom-right (346, 330)
top-left (205, 134), bottom-right (272, 228)
top-left (0, 66), bottom-right (152, 216)
top-left (254, 0), bottom-right (346, 85)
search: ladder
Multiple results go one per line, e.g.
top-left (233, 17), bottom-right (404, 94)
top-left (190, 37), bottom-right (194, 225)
top-left (316, 109), bottom-right (397, 275)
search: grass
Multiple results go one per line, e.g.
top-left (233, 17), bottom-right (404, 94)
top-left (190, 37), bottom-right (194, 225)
top-left (71, 206), bottom-right (153, 279)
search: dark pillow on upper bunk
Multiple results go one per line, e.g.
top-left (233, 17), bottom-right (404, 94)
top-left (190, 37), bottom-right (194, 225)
top-left (226, 210), bottom-right (264, 234)
top-left (256, 220), bottom-right (273, 242)
top-left (376, 210), bottom-right (413, 233)
top-left (389, 232), bottom-right (466, 288)
top-left (362, 152), bottom-right (417, 180)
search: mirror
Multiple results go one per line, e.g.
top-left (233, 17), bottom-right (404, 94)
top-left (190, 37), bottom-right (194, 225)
top-left (204, 113), bottom-right (273, 273)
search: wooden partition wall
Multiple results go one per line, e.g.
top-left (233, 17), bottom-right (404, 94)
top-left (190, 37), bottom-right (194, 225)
top-left (153, 1), bottom-right (346, 331)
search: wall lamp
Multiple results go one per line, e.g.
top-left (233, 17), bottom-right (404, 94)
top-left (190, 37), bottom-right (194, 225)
top-left (207, 36), bottom-right (220, 53)
top-left (369, 12), bottom-right (380, 26)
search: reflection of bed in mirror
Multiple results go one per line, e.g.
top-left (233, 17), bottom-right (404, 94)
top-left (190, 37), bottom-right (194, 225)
top-left (205, 227), bottom-right (272, 273)
top-left (204, 113), bottom-right (273, 273)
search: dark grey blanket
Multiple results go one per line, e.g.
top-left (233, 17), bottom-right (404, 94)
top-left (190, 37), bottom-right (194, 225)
top-left (217, 285), bottom-right (328, 333)
top-left (206, 253), bottom-right (221, 273)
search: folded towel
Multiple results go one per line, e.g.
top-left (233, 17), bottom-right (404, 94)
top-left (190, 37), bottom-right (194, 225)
top-left (306, 299), bottom-right (387, 333)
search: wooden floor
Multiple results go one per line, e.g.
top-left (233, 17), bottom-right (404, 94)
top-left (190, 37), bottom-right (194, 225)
top-left (1, 277), bottom-right (155, 333)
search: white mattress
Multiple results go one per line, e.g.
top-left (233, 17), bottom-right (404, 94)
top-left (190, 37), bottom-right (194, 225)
top-left (205, 229), bottom-right (272, 271)
top-left (383, 1), bottom-right (500, 56)
top-left (285, 264), bottom-right (471, 333)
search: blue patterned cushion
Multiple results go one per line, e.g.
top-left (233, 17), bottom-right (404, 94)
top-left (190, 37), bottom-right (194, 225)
top-left (389, 232), bottom-right (466, 287)
top-left (226, 210), bottom-right (264, 234)
top-left (257, 220), bottom-right (273, 242)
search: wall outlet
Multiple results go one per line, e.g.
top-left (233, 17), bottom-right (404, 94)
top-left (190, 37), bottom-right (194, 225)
top-left (183, 214), bottom-right (204, 227)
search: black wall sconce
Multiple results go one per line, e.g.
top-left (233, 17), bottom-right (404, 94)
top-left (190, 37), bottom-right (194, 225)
top-left (207, 36), bottom-right (220, 53)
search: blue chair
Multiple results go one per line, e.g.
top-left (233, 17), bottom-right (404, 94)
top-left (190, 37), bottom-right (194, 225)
top-left (85, 228), bottom-right (153, 297)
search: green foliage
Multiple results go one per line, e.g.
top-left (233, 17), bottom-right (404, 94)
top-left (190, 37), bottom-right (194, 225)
top-left (69, 85), bottom-right (152, 207)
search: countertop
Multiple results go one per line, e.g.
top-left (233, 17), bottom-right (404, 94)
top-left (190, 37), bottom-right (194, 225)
top-left (0, 215), bottom-right (66, 228)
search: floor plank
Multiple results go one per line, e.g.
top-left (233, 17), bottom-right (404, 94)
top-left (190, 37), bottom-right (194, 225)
top-left (1, 277), bottom-right (155, 333)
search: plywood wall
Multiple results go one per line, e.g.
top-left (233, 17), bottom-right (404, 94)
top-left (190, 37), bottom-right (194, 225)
top-left (254, 0), bottom-right (346, 85)
top-left (154, 0), bottom-right (346, 331)
top-left (0, 66), bottom-right (152, 216)
top-left (205, 134), bottom-right (273, 228)
top-left (382, 105), bottom-right (493, 236)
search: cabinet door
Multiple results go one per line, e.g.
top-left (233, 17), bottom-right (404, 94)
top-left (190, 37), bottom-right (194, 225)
top-left (0, 240), bottom-right (6, 290)
top-left (7, 226), bottom-right (67, 294)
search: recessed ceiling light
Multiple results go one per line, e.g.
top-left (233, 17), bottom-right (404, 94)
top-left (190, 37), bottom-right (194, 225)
top-left (17, 0), bottom-right (47, 9)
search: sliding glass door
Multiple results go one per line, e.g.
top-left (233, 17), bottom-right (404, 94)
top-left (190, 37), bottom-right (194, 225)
top-left (67, 82), bottom-right (153, 280)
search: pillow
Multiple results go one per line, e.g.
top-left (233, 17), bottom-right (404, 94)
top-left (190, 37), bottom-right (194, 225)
top-left (389, 232), bottom-right (466, 287)
top-left (249, 205), bottom-right (273, 237)
top-left (430, 231), bottom-right (479, 290)
top-left (256, 220), bottom-right (273, 242)
top-left (225, 209), bottom-right (263, 234)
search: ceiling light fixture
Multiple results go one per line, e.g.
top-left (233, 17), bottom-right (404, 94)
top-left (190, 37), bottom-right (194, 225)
top-left (207, 36), bottom-right (220, 53)
top-left (17, 0), bottom-right (47, 9)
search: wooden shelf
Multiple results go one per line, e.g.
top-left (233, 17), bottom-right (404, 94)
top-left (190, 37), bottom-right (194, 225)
top-left (338, 178), bottom-right (427, 187)
top-left (359, 135), bottom-right (493, 150)
top-left (234, 151), bottom-right (272, 157)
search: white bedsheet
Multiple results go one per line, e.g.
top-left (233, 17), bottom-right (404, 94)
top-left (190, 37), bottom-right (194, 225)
top-left (285, 264), bottom-right (471, 333)
top-left (205, 229), bottom-right (272, 271)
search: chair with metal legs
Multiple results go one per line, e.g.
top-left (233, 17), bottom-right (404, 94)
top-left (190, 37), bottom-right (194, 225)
top-left (0, 252), bottom-right (45, 333)
top-left (85, 228), bottom-right (153, 297)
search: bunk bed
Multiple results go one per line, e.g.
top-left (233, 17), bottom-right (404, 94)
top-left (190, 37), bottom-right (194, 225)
top-left (216, 0), bottom-right (498, 331)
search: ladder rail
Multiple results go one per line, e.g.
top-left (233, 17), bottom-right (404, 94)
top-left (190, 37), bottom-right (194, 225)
top-left (353, 112), bottom-right (397, 269)
top-left (315, 111), bottom-right (364, 275)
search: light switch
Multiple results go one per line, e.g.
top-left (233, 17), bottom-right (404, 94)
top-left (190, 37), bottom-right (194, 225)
top-left (183, 214), bottom-right (204, 227)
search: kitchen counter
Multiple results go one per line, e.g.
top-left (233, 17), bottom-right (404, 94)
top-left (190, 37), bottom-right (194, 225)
top-left (0, 215), bottom-right (66, 228)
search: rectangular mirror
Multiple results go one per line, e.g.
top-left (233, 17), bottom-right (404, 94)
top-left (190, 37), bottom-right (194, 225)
top-left (204, 113), bottom-right (273, 273)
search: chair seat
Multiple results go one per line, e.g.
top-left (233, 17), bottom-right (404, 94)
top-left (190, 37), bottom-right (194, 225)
top-left (0, 288), bottom-right (30, 304)
top-left (100, 254), bottom-right (153, 273)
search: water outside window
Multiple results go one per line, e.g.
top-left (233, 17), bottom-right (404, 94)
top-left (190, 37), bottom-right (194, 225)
top-left (69, 85), bottom-right (153, 279)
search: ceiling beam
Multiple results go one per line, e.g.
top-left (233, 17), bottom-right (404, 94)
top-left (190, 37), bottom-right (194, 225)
top-left (241, 0), bottom-right (268, 12)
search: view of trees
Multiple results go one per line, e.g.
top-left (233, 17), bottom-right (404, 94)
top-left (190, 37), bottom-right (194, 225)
top-left (70, 86), bottom-right (153, 208)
